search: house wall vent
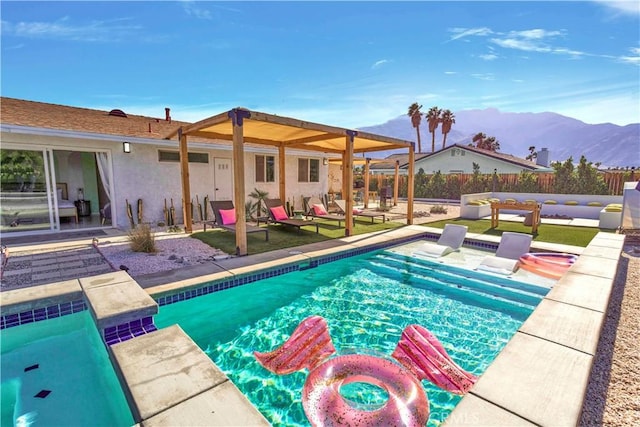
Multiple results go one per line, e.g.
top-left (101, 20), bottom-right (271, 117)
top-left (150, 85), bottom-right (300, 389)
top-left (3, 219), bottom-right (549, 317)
top-left (108, 109), bottom-right (128, 118)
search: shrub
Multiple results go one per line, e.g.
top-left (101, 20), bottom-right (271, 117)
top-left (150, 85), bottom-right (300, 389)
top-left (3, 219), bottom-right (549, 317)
top-left (128, 223), bottom-right (156, 253)
top-left (430, 205), bottom-right (448, 214)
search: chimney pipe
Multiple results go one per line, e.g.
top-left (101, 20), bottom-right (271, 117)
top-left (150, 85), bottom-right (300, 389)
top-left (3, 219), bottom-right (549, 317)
top-left (165, 108), bottom-right (171, 122)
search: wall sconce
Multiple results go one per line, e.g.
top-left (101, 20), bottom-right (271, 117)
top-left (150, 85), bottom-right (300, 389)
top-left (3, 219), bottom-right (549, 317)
top-left (123, 142), bottom-right (131, 153)
top-left (323, 158), bottom-right (328, 166)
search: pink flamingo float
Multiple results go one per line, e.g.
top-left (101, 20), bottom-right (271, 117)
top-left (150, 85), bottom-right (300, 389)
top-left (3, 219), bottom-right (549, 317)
top-left (254, 316), bottom-right (477, 426)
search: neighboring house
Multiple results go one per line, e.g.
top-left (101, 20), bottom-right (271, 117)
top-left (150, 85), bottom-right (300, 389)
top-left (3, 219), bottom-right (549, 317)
top-left (0, 97), bottom-right (333, 237)
top-left (370, 144), bottom-right (552, 175)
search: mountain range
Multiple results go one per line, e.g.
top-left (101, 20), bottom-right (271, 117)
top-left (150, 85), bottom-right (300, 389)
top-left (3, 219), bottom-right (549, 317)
top-left (358, 108), bottom-right (639, 168)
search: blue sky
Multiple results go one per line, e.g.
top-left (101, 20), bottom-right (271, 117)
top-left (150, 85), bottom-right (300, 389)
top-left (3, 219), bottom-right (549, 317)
top-left (2, 1), bottom-right (639, 128)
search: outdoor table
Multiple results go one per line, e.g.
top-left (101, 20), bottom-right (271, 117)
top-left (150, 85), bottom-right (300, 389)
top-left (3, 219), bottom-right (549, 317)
top-left (491, 202), bottom-right (541, 233)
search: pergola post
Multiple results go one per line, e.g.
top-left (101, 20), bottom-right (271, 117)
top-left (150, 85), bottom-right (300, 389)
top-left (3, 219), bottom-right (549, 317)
top-left (178, 128), bottom-right (193, 233)
top-left (230, 109), bottom-right (249, 256)
top-left (278, 145), bottom-right (286, 203)
top-left (393, 160), bottom-right (399, 206)
top-left (344, 131), bottom-right (356, 236)
top-left (407, 144), bottom-right (415, 225)
top-left (363, 158), bottom-right (370, 209)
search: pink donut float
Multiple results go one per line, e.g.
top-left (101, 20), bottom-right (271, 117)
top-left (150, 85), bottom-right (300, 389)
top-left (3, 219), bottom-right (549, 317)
top-left (303, 354), bottom-right (429, 427)
top-left (255, 316), bottom-right (477, 426)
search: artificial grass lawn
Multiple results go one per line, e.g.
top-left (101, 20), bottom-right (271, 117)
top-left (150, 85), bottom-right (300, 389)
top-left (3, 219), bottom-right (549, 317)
top-left (423, 218), bottom-right (606, 247)
top-left (192, 218), bottom-right (402, 255)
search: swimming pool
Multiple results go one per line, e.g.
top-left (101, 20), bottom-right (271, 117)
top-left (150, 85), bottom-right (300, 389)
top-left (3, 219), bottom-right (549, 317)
top-left (154, 244), bottom-right (550, 426)
top-left (0, 311), bottom-right (134, 427)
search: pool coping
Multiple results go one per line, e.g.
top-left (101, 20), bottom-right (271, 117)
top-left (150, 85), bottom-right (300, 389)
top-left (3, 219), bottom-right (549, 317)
top-left (0, 225), bottom-right (623, 426)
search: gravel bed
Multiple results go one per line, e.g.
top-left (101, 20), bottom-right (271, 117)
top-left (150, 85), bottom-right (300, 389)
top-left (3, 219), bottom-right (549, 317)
top-left (580, 243), bottom-right (640, 425)
top-left (97, 235), bottom-right (227, 277)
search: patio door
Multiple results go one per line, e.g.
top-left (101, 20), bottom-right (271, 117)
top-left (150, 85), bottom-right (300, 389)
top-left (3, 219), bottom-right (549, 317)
top-left (1, 146), bottom-right (115, 236)
top-left (0, 148), bottom-right (55, 234)
top-left (213, 158), bottom-right (233, 201)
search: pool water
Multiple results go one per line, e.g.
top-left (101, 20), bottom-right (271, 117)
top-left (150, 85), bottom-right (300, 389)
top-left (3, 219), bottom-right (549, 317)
top-left (155, 247), bottom-right (550, 426)
top-left (0, 311), bottom-right (134, 427)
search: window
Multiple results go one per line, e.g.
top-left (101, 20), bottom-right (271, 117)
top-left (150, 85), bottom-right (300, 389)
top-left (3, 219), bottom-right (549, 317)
top-left (255, 155), bottom-right (275, 182)
top-left (158, 150), bottom-right (209, 163)
top-left (298, 158), bottom-right (320, 182)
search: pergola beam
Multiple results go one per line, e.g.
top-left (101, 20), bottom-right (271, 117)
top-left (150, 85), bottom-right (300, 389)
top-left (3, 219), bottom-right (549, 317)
top-left (179, 128), bottom-right (193, 233)
top-left (231, 110), bottom-right (249, 256)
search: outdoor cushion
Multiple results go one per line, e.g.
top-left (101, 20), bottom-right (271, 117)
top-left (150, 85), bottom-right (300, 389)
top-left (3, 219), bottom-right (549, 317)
top-left (313, 204), bottom-right (328, 216)
top-left (544, 200), bottom-right (557, 205)
top-left (605, 204), bottom-right (622, 212)
top-left (504, 198), bottom-right (517, 204)
top-left (467, 200), bottom-right (488, 206)
top-left (270, 206), bottom-right (289, 221)
top-left (587, 202), bottom-right (603, 207)
top-left (219, 208), bottom-right (236, 225)
top-left (564, 201), bottom-right (579, 206)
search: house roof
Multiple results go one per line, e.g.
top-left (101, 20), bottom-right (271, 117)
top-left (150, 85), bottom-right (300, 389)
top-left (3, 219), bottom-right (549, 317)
top-left (368, 152), bottom-right (431, 170)
top-left (1, 97), bottom-right (186, 140)
top-left (2, 97), bottom-right (414, 155)
top-left (370, 143), bottom-right (544, 171)
top-left (165, 108), bottom-right (413, 154)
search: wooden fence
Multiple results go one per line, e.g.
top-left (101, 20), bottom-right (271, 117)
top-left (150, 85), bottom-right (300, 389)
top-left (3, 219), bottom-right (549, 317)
top-left (367, 171), bottom-right (636, 196)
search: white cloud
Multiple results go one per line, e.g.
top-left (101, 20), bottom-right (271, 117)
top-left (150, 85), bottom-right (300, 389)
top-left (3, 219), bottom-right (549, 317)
top-left (618, 46), bottom-right (640, 65)
top-left (372, 59), bottom-right (390, 69)
top-left (1, 17), bottom-right (142, 42)
top-left (470, 73), bottom-right (496, 81)
top-left (180, 0), bottom-right (212, 20)
top-left (447, 27), bottom-right (493, 42)
top-left (478, 53), bottom-right (499, 61)
top-left (593, 0), bottom-right (640, 15)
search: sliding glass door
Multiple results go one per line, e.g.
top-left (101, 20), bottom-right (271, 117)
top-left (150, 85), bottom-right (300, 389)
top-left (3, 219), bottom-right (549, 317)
top-left (0, 148), bottom-right (54, 233)
top-left (1, 146), bottom-right (114, 235)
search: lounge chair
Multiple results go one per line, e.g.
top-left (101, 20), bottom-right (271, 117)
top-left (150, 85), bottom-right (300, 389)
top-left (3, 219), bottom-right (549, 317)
top-left (209, 200), bottom-right (269, 241)
top-left (414, 224), bottom-right (468, 258)
top-left (264, 198), bottom-right (319, 233)
top-left (334, 200), bottom-right (386, 223)
top-left (304, 197), bottom-right (351, 227)
top-left (476, 232), bottom-right (532, 275)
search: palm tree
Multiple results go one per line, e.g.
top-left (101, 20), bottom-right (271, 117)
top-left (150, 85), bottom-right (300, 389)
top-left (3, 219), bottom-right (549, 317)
top-left (426, 106), bottom-right (442, 152)
top-left (470, 132), bottom-right (500, 151)
top-left (407, 102), bottom-right (423, 153)
top-left (440, 109), bottom-right (455, 149)
top-left (249, 187), bottom-right (270, 218)
top-left (471, 132), bottom-right (486, 149)
top-left (485, 136), bottom-right (500, 152)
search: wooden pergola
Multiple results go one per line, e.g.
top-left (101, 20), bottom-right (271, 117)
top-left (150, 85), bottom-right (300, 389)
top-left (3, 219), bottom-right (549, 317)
top-left (165, 108), bottom-right (415, 256)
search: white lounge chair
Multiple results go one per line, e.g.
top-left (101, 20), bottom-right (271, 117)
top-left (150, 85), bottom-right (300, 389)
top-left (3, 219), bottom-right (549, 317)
top-left (476, 232), bottom-right (532, 275)
top-left (415, 224), bottom-right (468, 258)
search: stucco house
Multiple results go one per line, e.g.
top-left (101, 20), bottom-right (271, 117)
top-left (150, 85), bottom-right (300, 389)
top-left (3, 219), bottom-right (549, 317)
top-left (1, 98), bottom-right (414, 244)
top-left (0, 97), bottom-right (344, 238)
top-left (370, 144), bottom-right (552, 175)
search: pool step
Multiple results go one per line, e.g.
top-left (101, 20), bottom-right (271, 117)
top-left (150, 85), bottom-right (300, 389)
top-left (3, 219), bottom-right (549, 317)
top-left (375, 253), bottom-right (547, 303)
top-left (385, 251), bottom-right (549, 297)
top-left (367, 254), bottom-right (545, 317)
